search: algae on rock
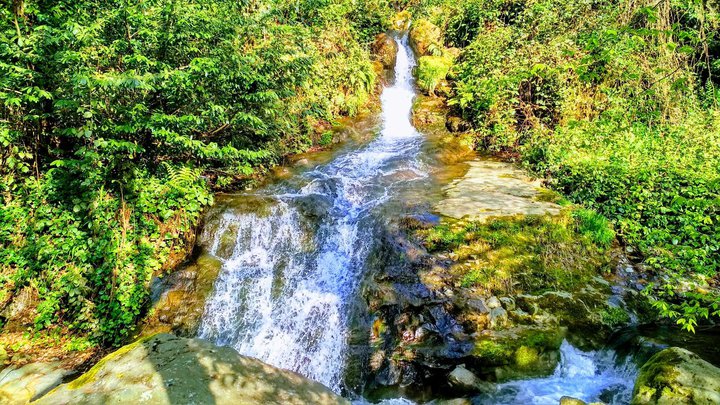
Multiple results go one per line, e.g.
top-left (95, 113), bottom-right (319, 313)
top-left (632, 347), bottom-right (720, 404)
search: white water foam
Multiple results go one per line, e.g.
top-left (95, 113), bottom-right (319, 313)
top-left (198, 34), bottom-right (424, 392)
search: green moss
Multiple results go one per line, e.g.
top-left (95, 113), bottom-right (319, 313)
top-left (600, 306), bottom-right (631, 328)
top-left (514, 345), bottom-right (539, 368)
top-left (416, 211), bottom-right (609, 295)
top-left (473, 340), bottom-right (512, 364)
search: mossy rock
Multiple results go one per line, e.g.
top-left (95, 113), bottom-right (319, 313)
top-left (371, 33), bottom-right (398, 70)
top-left (632, 347), bottom-right (720, 404)
top-left (33, 333), bottom-right (348, 405)
top-left (409, 19), bottom-right (443, 57)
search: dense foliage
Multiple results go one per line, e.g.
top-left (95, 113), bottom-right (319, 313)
top-left (0, 0), bottom-right (390, 346)
top-left (409, 0), bottom-right (720, 330)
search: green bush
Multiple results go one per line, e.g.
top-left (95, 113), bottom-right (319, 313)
top-left (0, 0), bottom-right (388, 346)
top-left (416, 54), bottom-right (454, 95)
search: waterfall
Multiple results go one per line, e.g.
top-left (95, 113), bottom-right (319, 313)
top-left (197, 34), bottom-right (423, 392)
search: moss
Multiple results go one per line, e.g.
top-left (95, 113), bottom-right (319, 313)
top-left (600, 306), bottom-right (631, 328)
top-left (415, 211), bottom-right (609, 296)
top-left (67, 334), bottom-right (155, 389)
top-left (514, 345), bottom-right (539, 368)
top-left (472, 339), bottom-right (512, 365)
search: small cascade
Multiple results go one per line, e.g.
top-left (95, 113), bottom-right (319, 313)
top-left (478, 340), bottom-right (638, 405)
top-left (197, 34), bottom-right (423, 393)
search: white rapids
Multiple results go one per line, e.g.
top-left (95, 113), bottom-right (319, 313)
top-left (197, 34), bottom-right (423, 393)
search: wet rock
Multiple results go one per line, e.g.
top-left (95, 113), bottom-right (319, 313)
top-left (559, 397), bottom-right (587, 405)
top-left (34, 334), bottom-right (347, 405)
top-left (371, 33), bottom-right (398, 70)
top-left (447, 364), bottom-right (494, 393)
top-left (632, 347), bottom-right (720, 404)
top-left (489, 307), bottom-right (509, 329)
top-left (427, 400), bottom-right (472, 405)
top-left (376, 360), bottom-right (402, 386)
top-left (445, 116), bottom-right (471, 133)
top-left (142, 254), bottom-right (223, 337)
top-left (0, 362), bottom-right (73, 404)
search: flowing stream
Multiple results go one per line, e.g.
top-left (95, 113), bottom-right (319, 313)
top-left (197, 34), bottom-right (424, 393)
top-left (195, 34), bottom-right (641, 403)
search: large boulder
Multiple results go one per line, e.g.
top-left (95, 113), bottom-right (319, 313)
top-left (371, 33), bottom-right (398, 70)
top-left (631, 347), bottom-right (720, 404)
top-left (0, 362), bottom-right (72, 404)
top-left (33, 334), bottom-right (348, 405)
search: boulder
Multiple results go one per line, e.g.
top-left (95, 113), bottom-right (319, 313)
top-left (559, 397), bottom-right (587, 405)
top-left (447, 364), bottom-right (494, 393)
top-left (0, 362), bottom-right (72, 404)
top-left (142, 254), bottom-right (223, 337)
top-left (409, 19), bottom-right (443, 57)
top-left (371, 33), bottom-right (398, 70)
top-left (631, 347), bottom-right (720, 404)
top-left (33, 334), bottom-right (348, 405)
top-left (489, 307), bottom-right (509, 329)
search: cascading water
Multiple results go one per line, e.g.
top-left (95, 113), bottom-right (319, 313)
top-left (477, 340), bottom-right (639, 405)
top-left (197, 34), bottom-right (423, 392)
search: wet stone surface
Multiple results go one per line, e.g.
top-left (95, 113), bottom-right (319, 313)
top-left (434, 160), bottom-right (561, 221)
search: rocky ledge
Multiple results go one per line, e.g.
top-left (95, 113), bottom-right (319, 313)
top-left (2, 334), bottom-right (346, 405)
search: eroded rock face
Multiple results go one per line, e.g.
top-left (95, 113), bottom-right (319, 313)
top-left (632, 347), bottom-right (720, 404)
top-left (33, 334), bottom-right (348, 405)
top-left (141, 254), bottom-right (223, 337)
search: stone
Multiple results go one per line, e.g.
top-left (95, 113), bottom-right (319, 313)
top-left (429, 400), bottom-right (472, 405)
top-left (142, 254), bottom-right (223, 337)
top-left (0, 362), bottom-right (72, 404)
top-left (487, 296), bottom-right (502, 309)
top-left (434, 160), bottom-right (561, 221)
top-left (447, 364), bottom-right (494, 393)
top-left (559, 397), bottom-right (587, 405)
top-left (467, 298), bottom-right (489, 314)
top-left (409, 19), bottom-right (443, 57)
top-left (499, 297), bottom-right (516, 311)
top-left (33, 334), bottom-right (347, 405)
top-left (632, 347), bottom-right (720, 404)
top-left (489, 307), bottom-right (509, 329)
top-left (371, 33), bottom-right (398, 70)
